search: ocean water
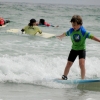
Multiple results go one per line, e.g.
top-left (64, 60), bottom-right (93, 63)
top-left (0, 2), bottom-right (100, 100)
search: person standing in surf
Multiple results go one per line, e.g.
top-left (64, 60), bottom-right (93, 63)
top-left (21, 19), bottom-right (42, 35)
top-left (56, 15), bottom-right (100, 80)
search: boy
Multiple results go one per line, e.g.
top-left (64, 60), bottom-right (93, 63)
top-left (56, 15), bottom-right (100, 80)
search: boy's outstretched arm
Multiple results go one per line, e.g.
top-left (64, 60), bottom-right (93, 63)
top-left (92, 36), bottom-right (100, 42)
top-left (56, 33), bottom-right (66, 40)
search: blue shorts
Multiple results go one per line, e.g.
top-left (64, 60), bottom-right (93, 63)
top-left (68, 49), bottom-right (86, 62)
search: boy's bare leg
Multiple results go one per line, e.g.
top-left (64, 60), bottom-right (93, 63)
top-left (79, 58), bottom-right (85, 79)
top-left (64, 61), bottom-right (73, 76)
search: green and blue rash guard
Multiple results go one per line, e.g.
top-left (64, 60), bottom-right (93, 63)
top-left (65, 26), bottom-right (94, 50)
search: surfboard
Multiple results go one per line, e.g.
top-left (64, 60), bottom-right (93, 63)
top-left (54, 79), bottom-right (100, 84)
top-left (36, 32), bottom-right (55, 38)
top-left (6, 29), bottom-right (56, 38)
top-left (7, 29), bottom-right (20, 33)
top-left (77, 81), bottom-right (100, 91)
top-left (0, 24), bottom-right (7, 28)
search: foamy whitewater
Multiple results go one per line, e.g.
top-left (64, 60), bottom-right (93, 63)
top-left (0, 2), bottom-right (100, 100)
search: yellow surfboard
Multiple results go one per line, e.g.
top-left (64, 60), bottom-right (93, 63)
top-left (7, 29), bottom-right (56, 38)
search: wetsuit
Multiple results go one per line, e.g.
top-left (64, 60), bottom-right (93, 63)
top-left (65, 26), bottom-right (94, 62)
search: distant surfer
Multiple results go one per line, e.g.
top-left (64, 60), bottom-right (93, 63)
top-left (21, 19), bottom-right (42, 35)
top-left (37, 19), bottom-right (59, 27)
top-left (0, 17), bottom-right (10, 26)
top-left (56, 15), bottom-right (100, 80)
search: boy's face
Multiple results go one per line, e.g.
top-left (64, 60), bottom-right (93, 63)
top-left (71, 22), bottom-right (81, 31)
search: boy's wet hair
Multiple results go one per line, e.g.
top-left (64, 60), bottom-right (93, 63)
top-left (70, 15), bottom-right (83, 25)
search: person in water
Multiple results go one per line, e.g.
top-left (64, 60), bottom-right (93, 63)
top-left (0, 17), bottom-right (10, 26)
top-left (21, 19), bottom-right (42, 35)
top-left (37, 19), bottom-right (59, 27)
top-left (56, 15), bottom-right (100, 80)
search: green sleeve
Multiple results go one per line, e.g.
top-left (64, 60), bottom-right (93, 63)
top-left (64, 32), bottom-right (67, 36)
top-left (89, 34), bottom-right (94, 39)
top-left (86, 32), bottom-right (94, 39)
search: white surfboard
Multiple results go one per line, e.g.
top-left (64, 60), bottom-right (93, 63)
top-left (54, 78), bottom-right (100, 84)
top-left (0, 24), bottom-right (7, 28)
top-left (7, 29), bottom-right (20, 33)
top-left (36, 32), bottom-right (55, 38)
top-left (6, 29), bottom-right (56, 38)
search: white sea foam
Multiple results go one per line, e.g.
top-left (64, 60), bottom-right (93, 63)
top-left (0, 54), bottom-right (100, 88)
